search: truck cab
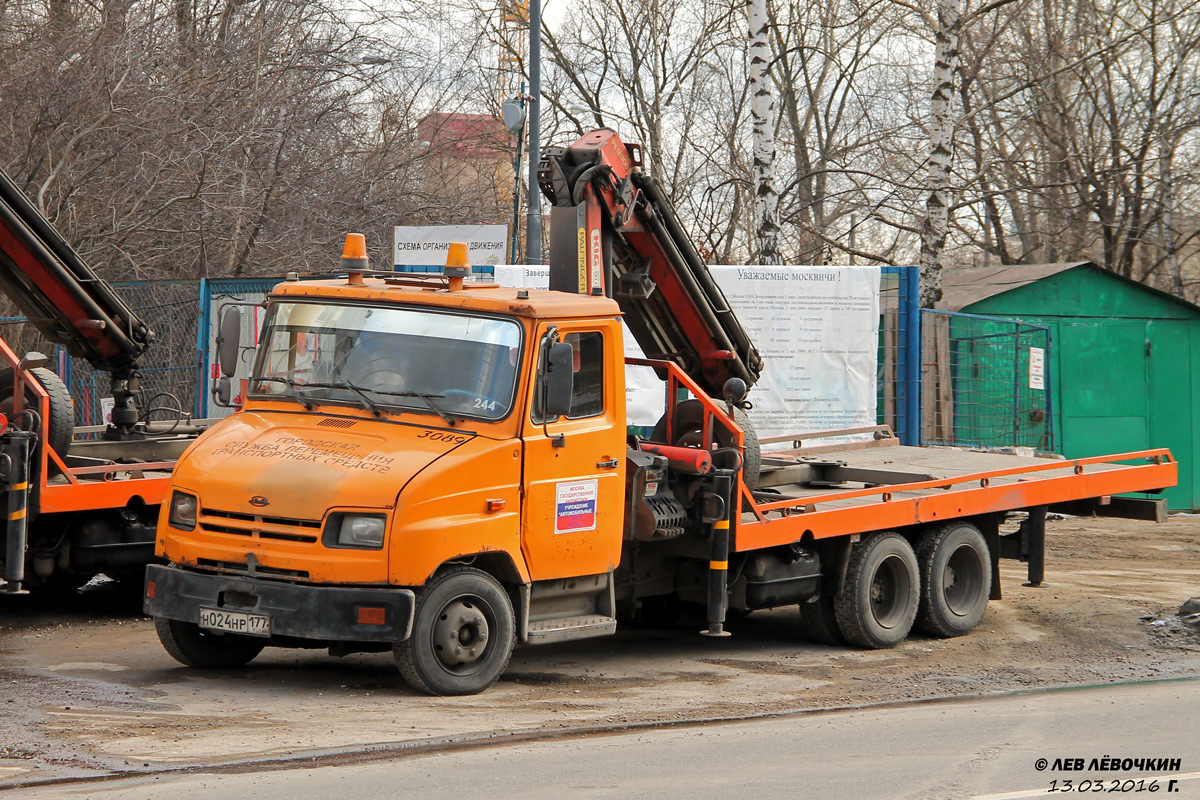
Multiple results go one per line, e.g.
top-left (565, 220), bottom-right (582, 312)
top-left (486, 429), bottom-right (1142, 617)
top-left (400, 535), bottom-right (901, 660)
top-left (148, 265), bottom-right (631, 694)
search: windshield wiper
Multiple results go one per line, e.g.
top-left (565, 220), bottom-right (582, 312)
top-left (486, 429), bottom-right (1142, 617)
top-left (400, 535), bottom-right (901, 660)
top-left (288, 381), bottom-right (384, 417)
top-left (375, 390), bottom-right (458, 426)
top-left (334, 382), bottom-right (383, 417)
top-left (253, 376), bottom-right (316, 410)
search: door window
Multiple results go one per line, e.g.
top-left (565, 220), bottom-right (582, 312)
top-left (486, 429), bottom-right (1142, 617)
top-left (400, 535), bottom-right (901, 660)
top-left (533, 330), bottom-right (605, 423)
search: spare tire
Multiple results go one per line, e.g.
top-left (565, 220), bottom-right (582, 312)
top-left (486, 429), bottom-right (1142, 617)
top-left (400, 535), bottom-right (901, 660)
top-left (0, 366), bottom-right (75, 459)
top-left (651, 399), bottom-right (761, 489)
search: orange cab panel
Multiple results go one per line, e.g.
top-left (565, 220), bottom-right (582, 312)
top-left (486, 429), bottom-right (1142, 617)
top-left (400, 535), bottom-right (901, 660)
top-left (388, 435), bottom-right (526, 586)
top-left (520, 319), bottom-right (627, 581)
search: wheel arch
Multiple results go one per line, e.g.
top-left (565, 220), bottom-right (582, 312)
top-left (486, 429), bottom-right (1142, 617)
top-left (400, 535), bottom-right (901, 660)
top-left (439, 551), bottom-right (526, 588)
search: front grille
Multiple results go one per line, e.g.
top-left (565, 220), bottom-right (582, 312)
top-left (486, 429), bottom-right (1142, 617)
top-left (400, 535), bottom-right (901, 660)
top-left (199, 508), bottom-right (321, 543)
top-left (197, 559), bottom-right (310, 579)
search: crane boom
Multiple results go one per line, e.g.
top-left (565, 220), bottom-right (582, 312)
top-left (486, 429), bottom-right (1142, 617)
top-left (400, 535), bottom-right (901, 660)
top-left (0, 168), bottom-right (152, 372)
top-left (0, 167), bottom-right (154, 437)
top-left (538, 128), bottom-right (762, 398)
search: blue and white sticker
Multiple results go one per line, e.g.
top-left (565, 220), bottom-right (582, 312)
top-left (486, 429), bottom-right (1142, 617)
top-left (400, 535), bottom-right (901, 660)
top-left (555, 479), bottom-right (598, 534)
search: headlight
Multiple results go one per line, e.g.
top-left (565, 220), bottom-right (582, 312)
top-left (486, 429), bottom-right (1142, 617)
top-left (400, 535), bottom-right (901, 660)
top-left (325, 513), bottom-right (386, 549)
top-left (169, 491), bottom-right (198, 531)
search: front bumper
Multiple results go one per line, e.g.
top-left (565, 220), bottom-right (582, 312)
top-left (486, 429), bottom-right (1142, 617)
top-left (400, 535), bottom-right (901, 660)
top-left (144, 565), bottom-right (415, 643)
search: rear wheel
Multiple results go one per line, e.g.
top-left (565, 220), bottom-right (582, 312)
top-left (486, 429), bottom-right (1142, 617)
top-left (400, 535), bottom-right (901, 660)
top-left (394, 567), bottom-right (515, 696)
top-left (914, 522), bottom-right (991, 638)
top-left (833, 532), bottom-right (919, 649)
top-left (155, 617), bottom-right (265, 669)
top-left (795, 594), bottom-right (845, 645)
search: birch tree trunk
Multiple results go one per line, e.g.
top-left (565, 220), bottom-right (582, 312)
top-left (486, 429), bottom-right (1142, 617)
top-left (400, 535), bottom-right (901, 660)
top-left (918, 0), bottom-right (961, 306)
top-left (748, 0), bottom-right (781, 265)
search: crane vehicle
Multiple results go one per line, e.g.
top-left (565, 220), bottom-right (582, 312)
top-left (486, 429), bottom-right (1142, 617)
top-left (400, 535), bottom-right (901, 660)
top-left (143, 129), bottom-right (1176, 695)
top-left (0, 168), bottom-right (201, 594)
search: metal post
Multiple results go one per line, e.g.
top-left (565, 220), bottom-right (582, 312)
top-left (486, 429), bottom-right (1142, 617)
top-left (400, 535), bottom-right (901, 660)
top-left (525, 0), bottom-right (542, 265)
top-left (1044, 326), bottom-right (1054, 452)
top-left (1012, 324), bottom-right (1021, 446)
top-left (3, 432), bottom-right (32, 594)
top-left (195, 277), bottom-right (209, 419)
top-left (899, 267), bottom-right (922, 446)
top-left (702, 469), bottom-right (734, 637)
top-left (1023, 505), bottom-right (1046, 587)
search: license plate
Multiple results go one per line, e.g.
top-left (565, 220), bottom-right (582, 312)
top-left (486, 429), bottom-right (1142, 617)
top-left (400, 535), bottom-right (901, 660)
top-left (199, 607), bottom-right (271, 637)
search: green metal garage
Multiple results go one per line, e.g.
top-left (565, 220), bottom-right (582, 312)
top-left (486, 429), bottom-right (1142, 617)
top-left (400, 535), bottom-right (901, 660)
top-left (941, 262), bottom-right (1200, 511)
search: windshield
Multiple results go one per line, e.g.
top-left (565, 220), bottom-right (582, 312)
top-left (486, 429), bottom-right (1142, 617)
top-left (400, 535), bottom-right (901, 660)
top-left (250, 302), bottom-right (522, 421)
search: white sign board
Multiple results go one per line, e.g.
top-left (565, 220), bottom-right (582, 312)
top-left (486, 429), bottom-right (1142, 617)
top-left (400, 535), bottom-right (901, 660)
top-left (493, 264), bottom-right (881, 440)
top-left (1029, 346), bottom-right (1045, 390)
top-left (393, 225), bottom-right (508, 268)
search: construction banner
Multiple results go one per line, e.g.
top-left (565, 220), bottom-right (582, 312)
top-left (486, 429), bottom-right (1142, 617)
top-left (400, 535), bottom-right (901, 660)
top-left (492, 265), bottom-right (880, 439)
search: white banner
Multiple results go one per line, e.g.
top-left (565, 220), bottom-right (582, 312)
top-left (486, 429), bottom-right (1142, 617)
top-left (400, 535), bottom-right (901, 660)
top-left (493, 264), bottom-right (880, 439)
top-left (393, 225), bottom-right (508, 268)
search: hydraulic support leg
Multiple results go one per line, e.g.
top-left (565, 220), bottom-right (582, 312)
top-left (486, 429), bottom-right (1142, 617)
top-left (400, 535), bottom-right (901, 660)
top-left (702, 470), bottom-right (734, 637)
top-left (2, 431), bottom-right (31, 594)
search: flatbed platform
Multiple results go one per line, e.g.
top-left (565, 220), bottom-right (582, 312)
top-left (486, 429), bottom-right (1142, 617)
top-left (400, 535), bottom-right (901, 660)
top-left (736, 443), bottom-right (1175, 551)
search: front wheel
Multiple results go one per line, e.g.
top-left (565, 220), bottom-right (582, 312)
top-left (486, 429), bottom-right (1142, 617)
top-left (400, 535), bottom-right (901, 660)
top-left (393, 567), bottom-right (515, 696)
top-left (833, 532), bottom-right (919, 649)
top-left (154, 617), bottom-right (265, 668)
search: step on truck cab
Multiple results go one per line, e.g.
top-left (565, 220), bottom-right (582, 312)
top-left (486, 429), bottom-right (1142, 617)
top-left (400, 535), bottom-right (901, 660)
top-left (145, 130), bottom-right (1177, 695)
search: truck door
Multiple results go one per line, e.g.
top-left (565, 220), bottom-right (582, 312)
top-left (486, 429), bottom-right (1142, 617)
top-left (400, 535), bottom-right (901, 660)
top-left (521, 321), bottom-right (626, 581)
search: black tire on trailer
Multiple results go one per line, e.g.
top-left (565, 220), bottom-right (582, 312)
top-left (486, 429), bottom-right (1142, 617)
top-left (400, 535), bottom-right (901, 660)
top-left (795, 594), bottom-right (845, 645)
top-left (833, 532), bottom-right (919, 649)
top-left (393, 567), bottom-right (515, 696)
top-left (154, 617), bottom-right (266, 669)
top-left (914, 521), bottom-right (991, 638)
top-left (650, 399), bottom-right (761, 489)
top-left (0, 366), bottom-right (74, 460)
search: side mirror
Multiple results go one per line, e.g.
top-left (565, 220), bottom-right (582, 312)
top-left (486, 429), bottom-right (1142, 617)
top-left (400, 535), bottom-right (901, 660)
top-left (544, 341), bottom-right (574, 418)
top-left (217, 306), bottom-right (243, 379)
top-left (212, 376), bottom-right (234, 407)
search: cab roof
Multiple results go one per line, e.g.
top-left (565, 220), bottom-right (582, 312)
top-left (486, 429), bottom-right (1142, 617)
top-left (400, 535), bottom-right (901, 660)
top-left (270, 276), bottom-right (622, 320)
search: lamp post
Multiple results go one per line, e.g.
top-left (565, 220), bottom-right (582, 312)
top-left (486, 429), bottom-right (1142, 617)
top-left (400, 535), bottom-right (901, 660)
top-left (501, 90), bottom-right (527, 265)
top-left (525, 0), bottom-right (542, 265)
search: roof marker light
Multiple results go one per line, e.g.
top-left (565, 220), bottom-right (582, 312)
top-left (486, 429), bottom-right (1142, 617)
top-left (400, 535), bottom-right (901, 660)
top-left (444, 241), bottom-right (471, 291)
top-left (341, 233), bottom-right (369, 284)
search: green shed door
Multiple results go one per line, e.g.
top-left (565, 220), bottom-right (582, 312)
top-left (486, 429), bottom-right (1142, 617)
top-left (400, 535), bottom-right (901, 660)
top-left (1058, 320), bottom-right (1195, 510)
top-left (1058, 322), bottom-right (1150, 457)
top-left (1146, 320), bottom-right (1195, 510)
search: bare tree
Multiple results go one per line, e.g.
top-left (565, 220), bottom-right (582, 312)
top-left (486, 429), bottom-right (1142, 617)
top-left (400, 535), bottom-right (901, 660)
top-left (748, 0), bottom-right (781, 263)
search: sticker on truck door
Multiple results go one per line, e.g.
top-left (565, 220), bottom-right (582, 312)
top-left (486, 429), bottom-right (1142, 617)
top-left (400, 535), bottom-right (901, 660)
top-left (555, 479), bottom-right (598, 533)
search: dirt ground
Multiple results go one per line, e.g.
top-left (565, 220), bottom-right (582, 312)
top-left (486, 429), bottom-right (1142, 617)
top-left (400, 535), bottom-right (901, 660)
top-left (1, 515), bottom-right (1198, 791)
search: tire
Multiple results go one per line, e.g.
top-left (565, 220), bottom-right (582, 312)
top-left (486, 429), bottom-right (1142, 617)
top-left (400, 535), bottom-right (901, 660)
top-left (0, 367), bottom-right (74, 460)
top-left (833, 532), bottom-right (919, 649)
top-left (914, 522), bottom-right (991, 638)
top-left (155, 617), bottom-right (266, 669)
top-left (650, 399), bottom-right (761, 489)
top-left (393, 567), bottom-right (515, 696)
top-left (796, 594), bottom-right (845, 645)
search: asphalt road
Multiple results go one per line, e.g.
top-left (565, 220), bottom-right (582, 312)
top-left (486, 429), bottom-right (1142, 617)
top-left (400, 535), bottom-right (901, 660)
top-left (16, 677), bottom-right (1200, 800)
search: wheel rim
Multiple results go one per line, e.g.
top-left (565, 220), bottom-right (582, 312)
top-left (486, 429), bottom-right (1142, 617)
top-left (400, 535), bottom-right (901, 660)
top-left (942, 543), bottom-right (984, 616)
top-left (869, 554), bottom-right (913, 629)
top-left (431, 597), bottom-right (492, 674)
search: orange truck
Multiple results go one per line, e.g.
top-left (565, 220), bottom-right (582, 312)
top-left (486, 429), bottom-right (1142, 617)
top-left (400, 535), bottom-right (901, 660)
top-left (144, 129), bottom-right (1177, 695)
top-left (0, 169), bottom-right (202, 595)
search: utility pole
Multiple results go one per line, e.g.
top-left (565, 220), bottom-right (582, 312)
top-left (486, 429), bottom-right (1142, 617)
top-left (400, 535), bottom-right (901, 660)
top-left (525, 0), bottom-right (543, 264)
